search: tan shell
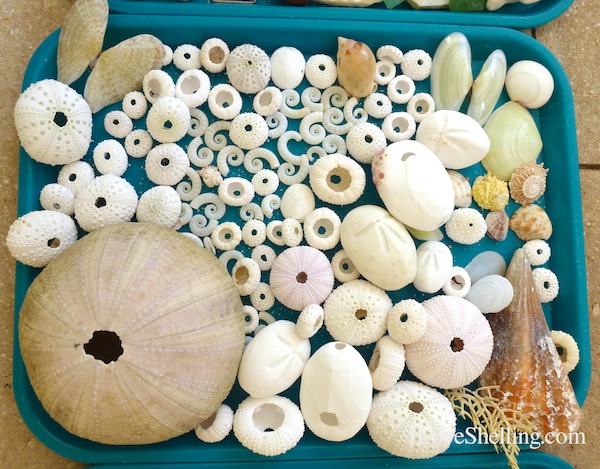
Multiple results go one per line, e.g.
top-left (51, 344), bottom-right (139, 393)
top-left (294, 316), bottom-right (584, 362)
top-left (486, 210), bottom-right (509, 242)
top-left (336, 37), bottom-right (377, 98)
top-left (509, 162), bottom-right (548, 205)
top-left (509, 204), bottom-right (553, 241)
top-left (18, 222), bottom-right (245, 445)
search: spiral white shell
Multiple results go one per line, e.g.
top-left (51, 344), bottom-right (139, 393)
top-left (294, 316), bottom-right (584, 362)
top-left (195, 404), bottom-right (234, 444)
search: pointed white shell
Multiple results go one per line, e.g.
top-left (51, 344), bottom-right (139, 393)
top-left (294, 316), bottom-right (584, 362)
top-left (340, 205), bottom-right (417, 291)
top-left (465, 274), bottom-right (514, 314)
top-left (372, 140), bottom-right (455, 231)
top-left (413, 241), bottom-right (453, 294)
top-left (505, 60), bottom-right (554, 109)
top-left (300, 342), bottom-right (372, 442)
top-left (416, 110), bottom-right (490, 170)
top-left (237, 320), bottom-right (311, 398)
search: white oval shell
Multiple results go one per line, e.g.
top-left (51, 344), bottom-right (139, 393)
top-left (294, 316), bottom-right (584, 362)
top-left (505, 60), bottom-right (554, 109)
top-left (238, 320), bottom-right (311, 398)
top-left (464, 250), bottom-right (507, 284)
top-left (340, 205), bottom-right (417, 291)
top-left (413, 241), bottom-right (453, 294)
top-left (271, 46), bottom-right (306, 90)
top-left (280, 184), bottom-right (316, 222)
top-left (416, 110), bottom-right (490, 170)
top-left (300, 342), bottom-right (372, 442)
top-left (465, 274), bottom-right (514, 314)
top-left (372, 140), bottom-right (455, 231)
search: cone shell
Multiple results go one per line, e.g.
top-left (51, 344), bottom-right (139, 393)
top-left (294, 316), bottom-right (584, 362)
top-left (509, 204), bottom-right (552, 241)
top-left (336, 37), bottom-right (377, 98)
top-left (509, 162), bottom-right (548, 205)
top-left (479, 249), bottom-right (583, 436)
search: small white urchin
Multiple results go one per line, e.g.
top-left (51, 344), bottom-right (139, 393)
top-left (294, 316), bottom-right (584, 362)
top-left (226, 43), bottom-right (271, 94)
top-left (93, 139), bottom-right (129, 177)
top-left (369, 335), bottom-right (406, 392)
top-left (309, 153), bottom-right (366, 206)
top-left (229, 113), bottom-right (269, 151)
top-left (208, 84), bottom-right (243, 121)
top-left (367, 380), bottom-right (456, 459)
top-left (74, 174), bottom-right (139, 232)
top-left (532, 267), bottom-right (560, 303)
top-left (323, 279), bottom-right (393, 346)
top-left (172, 43), bottom-right (202, 71)
top-left (39, 183), bottom-right (75, 216)
top-left (400, 49), bottom-right (433, 81)
top-left (6, 210), bottom-right (78, 268)
top-left (523, 239), bottom-right (551, 266)
top-left (303, 207), bottom-right (341, 251)
top-left (233, 395), bottom-right (304, 457)
top-left (146, 96), bottom-right (191, 143)
top-left (175, 69), bottom-right (211, 109)
top-left (331, 249), bottom-right (360, 283)
top-left (345, 122), bottom-right (387, 165)
top-left (305, 54), bottom-right (337, 90)
top-left (445, 208), bottom-right (487, 245)
top-left (135, 186), bottom-right (182, 228)
top-left (145, 143), bottom-right (190, 186)
top-left (125, 129), bottom-right (154, 158)
top-left (269, 245), bottom-right (335, 312)
top-left (387, 299), bottom-right (428, 345)
top-left (14, 79), bottom-right (92, 166)
top-left (296, 304), bottom-right (324, 339)
top-left (104, 110), bottom-right (133, 139)
top-left (231, 257), bottom-right (261, 296)
top-left (56, 161), bottom-right (95, 195)
top-left (550, 330), bottom-right (580, 373)
top-left (200, 37), bottom-right (230, 74)
top-left (142, 69), bottom-right (175, 104)
top-left (122, 91), bottom-right (148, 120)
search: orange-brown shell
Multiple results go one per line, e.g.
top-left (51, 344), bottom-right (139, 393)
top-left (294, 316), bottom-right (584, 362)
top-left (509, 162), bottom-right (548, 205)
top-left (336, 37), bottom-right (377, 98)
top-left (509, 204), bottom-right (552, 241)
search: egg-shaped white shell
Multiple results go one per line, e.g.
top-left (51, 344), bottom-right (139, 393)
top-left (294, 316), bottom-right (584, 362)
top-left (465, 274), bottom-right (514, 314)
top-left (416, 110), bottom-right (490, 170)
top-left (300, 341), bottom-right (372, 442)
top-left (372, 140), bottom-right (454, 231)
top-left (413, 241), bottom-right (453, 294)
top-left (271, 46), bottom-right (306, 90)
top-left (505, 60), bottom-right (554, 109)
top-left (238, 320), bottom-right (311, 398)
top-left (340, 205), bottom-right (417, 291)
top-left (280, 184), bottom-right (316, 222)
top-left (464, 250), bottom-right (507, 284)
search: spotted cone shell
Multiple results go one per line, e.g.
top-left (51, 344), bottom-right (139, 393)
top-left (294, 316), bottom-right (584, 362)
top-left (18, 222), bottom-right (245, 445)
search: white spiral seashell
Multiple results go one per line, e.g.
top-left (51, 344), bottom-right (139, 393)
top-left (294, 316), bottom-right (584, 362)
top-left (404, 295), bottom-right (493, 389)
top-left (413, 241), bottom-right (453, 294)
top-left (369, 335), bottom-right (405, 392)
top-left (300, 341), bottom-right (372, 442)
top-left (464, 250), bottom-right (507, 284)
top-left (195, 404), bottom-right (234, 444)
top-left (233, 395), bottom-right (304, 457)
top-left (366, 380), bottom-right (456, 459)
top-left (270, 46), bottom-right (306, 90)
top-left (465, 274), bottom-right (514, 314)
top-left (188, 108), bottom-right (209, 138)
top-left (238, 320), bottom-right (311, 398)
top-left (505, 60), bottom-right (554, 109)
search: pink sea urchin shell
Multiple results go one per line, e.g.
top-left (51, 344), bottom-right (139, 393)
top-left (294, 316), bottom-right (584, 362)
top-left (404, 295), bottom-right (493, 389)
top-left (269, 246), bottom-right (334, 312)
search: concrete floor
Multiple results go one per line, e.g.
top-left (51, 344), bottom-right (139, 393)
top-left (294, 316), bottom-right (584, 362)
top-left (0, 0), bottom-right (596, 467)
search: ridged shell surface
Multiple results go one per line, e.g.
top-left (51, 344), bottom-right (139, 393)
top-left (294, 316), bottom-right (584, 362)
top-left (447, 170), bottom-right (472, 208)
top-left (509, 204), bottom-right (553, 241)
top-left (509, 162), bottom-right (548, 205)
top-left (404, 295), bottom-right (493, 389)
top-left (465, 274), bottom-right (514, 314)
top-left (300, 341), bottom-right (372, 442)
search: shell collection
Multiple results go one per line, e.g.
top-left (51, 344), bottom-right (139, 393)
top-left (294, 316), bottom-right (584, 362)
top-left (11, 6), bottom-right (582, 464)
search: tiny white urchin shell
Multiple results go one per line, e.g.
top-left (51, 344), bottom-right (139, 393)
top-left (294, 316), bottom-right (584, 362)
top-left (309, 153), bottom-right (366, 206)
top-left (346, 122), bottom-right (387, 164)
top-left (14, 79), bottom-right (92, 165)
top-left (296, 304), bottom-right (324, 339)
top-left (232, 257), bottom-right (261, 296)
top-left (270, 46), bottom-right (305, 90)
top-left (200, 37), bottom-right (230, 74)
top-left (303, 207), bottom-right (341, 251)
top-left (404, 295), bottom-right (493, 389)
top-left (125, 129), bottom-right (154, 158)
top-left (523, 239), bottom-right (551, 266)
top-left (6, 210), bottom-right (78, 268)
top-left (136, 186), bottom-right (182, 228)
top-left (145, 143), bottom-right (190, 186)
top-left (142, 69), bottom-right (176, 104)
top-left (331, 249), bottom-right (360, 283)
top-left (401, 49), bottom-right (433, 81)
top-left (39, 183), bottom-right (75, 216)
top-left (253, 86), bottom-right (283, 116)
top-left (173, 43), bottom-right (202, 71)
top-left (175, 69), bottom-right (211, 109)
top-left (93, 139), bottom-right (128, 177)
top-left (305, 54), bottom-right (337, 90)
top-left (57, 161), bottom-right (95, 195)
top-left (445, 208), bottom-right (487, 245)
top-left (550, 330), bottom-right (580, 373)
top-left (387, 299), bottom-right (428, 345)
top-left (146, 96), bottom-right (191, 143)
top-left (218, 177), bottom-right (255, 207)
top-left (195, 403), bottom-right (234, 444)
top-left (229, 113), bottom-right (269, 151)
top-left (324, 279), bottom-right (393, 346)
top-left (233, 395), bottom-right (304, 457)
top-left (74, 174), bottom-right (139, 232)
top-left (269, 246), bottom-right (335, 311)
top-left (367, 380), bottom-right (456, 459)
top-left (226, 43), bottom-right (271, 94)
top-left (122, 91), bottom-right (148, 120)
top-left (532, 267), bottom-right (560, 303)
top-left (104, 110), bottom-right (133, 139)
top-left (369, 335), bottom-right (405, 392)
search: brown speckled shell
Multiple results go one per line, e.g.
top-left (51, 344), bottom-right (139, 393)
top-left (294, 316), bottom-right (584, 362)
top-left (509, 204), bottom-right (552, 241)
top-left (509, 162), bottom-right (548, 205)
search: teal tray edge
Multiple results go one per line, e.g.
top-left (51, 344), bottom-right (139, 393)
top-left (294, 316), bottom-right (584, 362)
top-left (108, 0), bottom-right (574, 29)
top-left (12, 14), bottom-right (590, 466)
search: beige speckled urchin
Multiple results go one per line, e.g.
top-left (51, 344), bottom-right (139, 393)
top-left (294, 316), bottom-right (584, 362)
top-left (233, 395), bottom-right (304, 457)
top-left (18, 222), bottom-right (245, 445)
top-left (324, 279), bottom-right (392, 346)
top-left (6, 210), bottom-right (78, 268)
top-left (145, 143), bottom-right (190, 186)
top-left (14, 79), bottom-right (92, 166)
top-left (226, 43), bottom-right (271, 94)
top-left (74, 174), bottom-right (139, 232)
top-left (366, 380), bottom-right (456, 459)
top-left (136, 186), bottom-right (182, 228)
top-left (84, 34), bottom-right (165, 113)
top-left (404, 295), bottom-right (493, 389)
top-left (57, 0), bottom-right (108, 85)
top-left (146, 96), bottom-right (191, 144)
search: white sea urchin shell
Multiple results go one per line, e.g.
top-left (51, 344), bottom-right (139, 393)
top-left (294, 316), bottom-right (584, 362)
top-left (226, 43), bottom-right (271, 94)
top-left (269, 246), bottom-right (335, 312)
top-left (404, 295), bottom-right (493, 389)
top-left (270, 46), bottom-right (305, 90)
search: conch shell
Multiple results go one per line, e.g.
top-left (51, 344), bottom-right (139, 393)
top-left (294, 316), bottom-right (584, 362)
top-left (479, 249), bottom-right (583, 436)
top-left (336, 37), bottom-right (376, 98)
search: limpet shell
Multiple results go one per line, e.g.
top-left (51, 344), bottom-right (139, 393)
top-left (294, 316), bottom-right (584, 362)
top-left (485, 210), bottom-right (510, 242)
top-left (509, 204), bottom-right (553, 241)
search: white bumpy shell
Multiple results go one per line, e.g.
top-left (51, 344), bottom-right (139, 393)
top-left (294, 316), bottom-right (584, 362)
top-left (195, 404), bottom-right (234, 443)
top-left (14, 79), bottom-right (92, 166)
top-left (135, 186), bottom-right (182, 228)
top-left (369, 335), bottom-right (405, 392)
top-left (39, 183), bottom-right (76, 216)
top-left (226, 43), bottom-right (271, 94)
top-left (233, 395), bottom-right (305, 457)
top-left (387, 299), bottom-right (428, 345)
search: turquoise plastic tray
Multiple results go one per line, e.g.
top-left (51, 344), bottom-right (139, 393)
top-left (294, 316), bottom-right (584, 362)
top-left (109, 0), bottom-right (574, 29)
top-left (13, 13), bottom-right (589, 465)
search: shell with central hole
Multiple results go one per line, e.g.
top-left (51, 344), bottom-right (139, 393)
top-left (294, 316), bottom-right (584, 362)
top-left (18, 222), bottom-right (245, 445)
top-left (300, 341), bottom-right (372, 442)
top-left (336, 37), bottom-right (377, 98)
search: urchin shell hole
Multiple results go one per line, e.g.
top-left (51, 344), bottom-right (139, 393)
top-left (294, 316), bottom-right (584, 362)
top-left (313, 219), bottom-right (334, 238)
top-left (320, 412), bottom-right (339, 426)
top-left (400, 312), bottom-right (409, 323)
top-left (53, 111), bottom-right (68, 127)
top-left (327, 167), bottom-right (351, 192)
top-left (181, 75), bottom-right (201, 94)
top-left (296, 271), bottom-right (308, 284)
top-left (200, 410), bottom-right (218, 430)
top-left (94, 197), bottom-right (107, 208)
top-left (451, 337), bottom-right (464, 352)
top-left (84, 330), bottom-right (124, 364)
top-left (47, 237), bottom-right (61, 249)
top-left (355, 308), bottom-right (368, 321)
top-left (253, 403), bottom-right (284, 432)
top-left (335, 342), bottom-right (346, 350)
top-left (409, 402), bottom-right (424, 413)
top-left (235, 266), bottom-right (249, 285)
